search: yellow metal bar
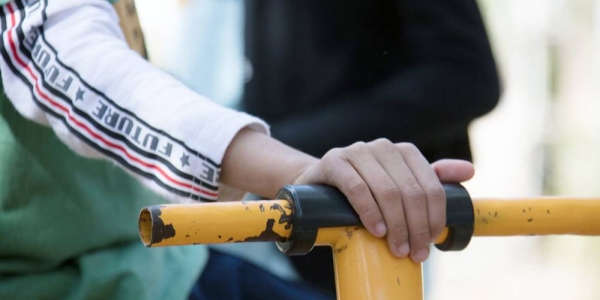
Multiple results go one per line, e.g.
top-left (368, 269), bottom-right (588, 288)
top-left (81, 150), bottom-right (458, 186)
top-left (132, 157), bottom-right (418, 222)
top-left (139, 200), bottom-right (292, 247)
top-left (471, 198), bottom-right (600, 236)
top-left (317, 227), bottom-right (423, 300)
top-left (138, 196), bottom-right (600, 300)
top-left (139, 197), bottom-right (600, 247)
top-left (434, 228), bottom-right (450, 244)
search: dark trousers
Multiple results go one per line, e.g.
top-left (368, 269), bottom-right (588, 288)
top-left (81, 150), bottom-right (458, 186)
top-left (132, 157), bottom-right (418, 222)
top-left (189, 249), bottom-right (335, 300)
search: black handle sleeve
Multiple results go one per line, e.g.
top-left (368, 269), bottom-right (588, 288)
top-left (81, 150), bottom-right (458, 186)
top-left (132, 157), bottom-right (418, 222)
top-left (275, 183), bottom-right (474, 255)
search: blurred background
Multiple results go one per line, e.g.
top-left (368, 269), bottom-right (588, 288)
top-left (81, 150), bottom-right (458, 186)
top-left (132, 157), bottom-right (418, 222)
top-left (135, 1), bottom-right (600, 299)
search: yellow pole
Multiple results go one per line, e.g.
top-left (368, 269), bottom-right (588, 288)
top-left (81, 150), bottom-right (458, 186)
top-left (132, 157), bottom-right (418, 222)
top-left (139, 196), bottom-right (600, 300)
top-left (433, 198), bottom-right (600, 244)
top-left (113, 0), bottom-right (147, 58)
top-left (140, 197), bottom-right (600, 247)
top-left (316, 228), bottom-right (423, 300)
top-left (139, 200), bottom-right (292, 247)
top-left (471, 198), bottom-right (600, 236)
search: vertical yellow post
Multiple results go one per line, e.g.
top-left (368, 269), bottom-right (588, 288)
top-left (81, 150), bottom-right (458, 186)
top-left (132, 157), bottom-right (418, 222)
top-left (317, 228), bottom-right (423, 300)
top-left (113, 0), bottom-right (147, 58)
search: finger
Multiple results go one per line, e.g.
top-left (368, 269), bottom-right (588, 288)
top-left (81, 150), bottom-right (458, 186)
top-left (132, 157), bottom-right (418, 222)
top-left (431, 159), bottom-right (475, 182)
top-left (346, 141), bottom-right (410, 257)
top-left (367, 139), bottom-right (426, 258)
top-left (396, 143), bottom-right (445, 262)
top-left (321, 147), bottom-right (387, 238)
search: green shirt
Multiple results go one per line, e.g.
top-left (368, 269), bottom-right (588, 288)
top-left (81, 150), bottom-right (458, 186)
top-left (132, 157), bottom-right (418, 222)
top-left (0, 87), bottom-right (208, 299)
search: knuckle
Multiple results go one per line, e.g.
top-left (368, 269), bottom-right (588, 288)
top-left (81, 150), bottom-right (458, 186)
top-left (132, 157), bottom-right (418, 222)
top-left (425, 181), bottom-right (445, 200)
top-left (323, 148), bottom-right (344, 161)
top-left (390, 222), bottom-right (409, 239)
top-left (318, 152), bottom-right (337, 179)
top-left (351, 141), bottom-right (368, 148)
top-left (347, 141), bottom-right (368, 154)
top-left (404, 185), bottom-right (426, 205)
top-left (363, 206), bottom-right (381, 220)
top-left (397, 142), bottom-right (418, 153)
top-left (347, 177), bottom-right (369, 197)
top-left (379, 183), bottom-right (401, 201)
top-left (321, 148), bottom-right (348, 169)
top-left (410, 225), bottom-right (431, 242)
top-left (353, 201), bottom-right (380, 221)
top-left (371, 138), bottom-right (393, 147)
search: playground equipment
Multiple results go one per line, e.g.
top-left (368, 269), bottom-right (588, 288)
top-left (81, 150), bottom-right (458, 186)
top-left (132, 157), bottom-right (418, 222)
top-left (138, 184), bottom-right (600, 300)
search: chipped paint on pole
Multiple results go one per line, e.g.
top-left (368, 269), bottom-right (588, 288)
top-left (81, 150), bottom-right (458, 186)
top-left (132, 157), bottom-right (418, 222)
top-left (138, 192), bottom-right (600, 300)
top-left (139, 200), bottom-right (293, 247)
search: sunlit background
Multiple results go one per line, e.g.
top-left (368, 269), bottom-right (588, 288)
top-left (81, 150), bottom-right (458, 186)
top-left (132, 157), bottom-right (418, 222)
top-left (136, 1), bottom-right (600, 299)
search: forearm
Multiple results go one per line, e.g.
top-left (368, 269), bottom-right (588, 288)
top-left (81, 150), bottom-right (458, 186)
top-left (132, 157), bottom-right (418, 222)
top-left (220, 128), bottom-right (317, 199)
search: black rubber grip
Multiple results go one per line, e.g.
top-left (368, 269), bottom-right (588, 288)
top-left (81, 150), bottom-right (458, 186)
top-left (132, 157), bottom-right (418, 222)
top-left (275, 183), bottom-right (474, 255)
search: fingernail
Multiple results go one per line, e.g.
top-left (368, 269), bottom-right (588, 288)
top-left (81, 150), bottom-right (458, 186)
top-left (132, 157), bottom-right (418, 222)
top-left (397, 243), bottom-right (410, 257)
top-left (374, 222), bottom-right (387, 237)
top-left (412, 248), bottom-right (429, 262)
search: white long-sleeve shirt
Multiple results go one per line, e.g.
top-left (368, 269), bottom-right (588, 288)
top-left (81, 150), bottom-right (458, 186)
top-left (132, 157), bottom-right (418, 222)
top-left (0, 0), bottom-right (268, 202)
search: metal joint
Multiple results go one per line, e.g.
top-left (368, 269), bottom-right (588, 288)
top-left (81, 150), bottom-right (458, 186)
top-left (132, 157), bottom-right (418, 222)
top-left (275, 185), bottom-right (361, 255)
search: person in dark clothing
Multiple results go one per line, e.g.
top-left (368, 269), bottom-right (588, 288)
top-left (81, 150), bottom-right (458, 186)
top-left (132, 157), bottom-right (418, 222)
top-left (242, 0), bottom-right (500, 293)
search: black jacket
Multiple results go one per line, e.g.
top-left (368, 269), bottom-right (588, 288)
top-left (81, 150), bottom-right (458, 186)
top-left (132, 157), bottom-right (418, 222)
top-left (243, 0), bottom-right (500, 294)
top-left (244, 0), bottom-right (499, 161)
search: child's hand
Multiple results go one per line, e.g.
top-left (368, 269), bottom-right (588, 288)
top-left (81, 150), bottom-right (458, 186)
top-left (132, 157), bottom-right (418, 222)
top-left (291, 139), bottom-right (474, 262)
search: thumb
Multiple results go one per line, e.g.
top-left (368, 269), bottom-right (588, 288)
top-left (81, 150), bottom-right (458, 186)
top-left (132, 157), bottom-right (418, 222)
top-left (431, 159), bottom-right (474, 182)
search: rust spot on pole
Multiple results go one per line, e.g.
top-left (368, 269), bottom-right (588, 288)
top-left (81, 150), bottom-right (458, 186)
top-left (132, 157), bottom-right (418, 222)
top-left (344, 228), bottom-right (354, 238)
top-left (152, 207), bottom-right (176, 244)
top-left (139, 206), bottom-right (176, 246)
top-left (243, 219), bottom-right (287, 242)
top-left (270, 203), bottom-right (293, 230)
top-left (334, 245), bottom-right (348, 253)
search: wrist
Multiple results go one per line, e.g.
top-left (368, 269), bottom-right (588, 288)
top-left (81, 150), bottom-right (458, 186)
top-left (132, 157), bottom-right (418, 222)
top-left (220, 127), bottom-right (318, 198)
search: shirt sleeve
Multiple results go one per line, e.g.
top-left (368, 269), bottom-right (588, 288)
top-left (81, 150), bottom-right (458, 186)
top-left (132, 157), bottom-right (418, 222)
top-left (0, 0), bottom-right (269, 203)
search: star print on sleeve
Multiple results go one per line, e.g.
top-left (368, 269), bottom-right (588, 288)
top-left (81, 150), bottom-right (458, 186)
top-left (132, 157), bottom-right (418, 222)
top-left (75, 87), bottom-right (85, 101)
top-left (180, 153), bottom-right (190, 168)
